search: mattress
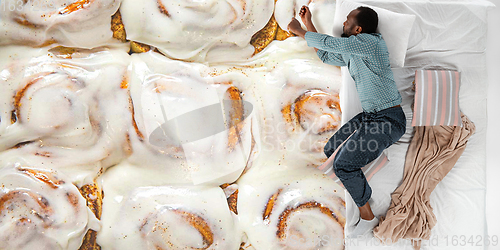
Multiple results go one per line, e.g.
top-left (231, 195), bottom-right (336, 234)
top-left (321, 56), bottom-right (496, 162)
top-left (338, 0), bottom-right (495, 249)
top-left (485, 0), bottom-right (500, 244)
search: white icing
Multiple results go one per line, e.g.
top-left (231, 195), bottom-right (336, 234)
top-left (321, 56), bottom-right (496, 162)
top-left (259, 60), bottom-right (341, 166)
top-left (211, 38), bottom-right (342, 166)
top-left (0, 163), bottom-right (99, 250)
top-left (97, 162), bottom-right (242, 250)
top-left (119, 0), bottom-right (274, 63)
top-left (126, 51), bottom-right (260, 186)
top-left (207, 40), bottom-right (347, 247)
top-left (237, 163), bottom-right (345, 250)
top-left (0, 3), bottom-right (347, 247)
top-left (274, 0), bottom-right (337, 36)
top-left (0, 46), bottom-right (131, 183)
top-left (0, 0), bottom-right (122, 48)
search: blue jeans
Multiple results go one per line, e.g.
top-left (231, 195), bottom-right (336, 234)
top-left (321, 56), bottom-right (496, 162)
top-left (324, 106), bottom-right (406, 207)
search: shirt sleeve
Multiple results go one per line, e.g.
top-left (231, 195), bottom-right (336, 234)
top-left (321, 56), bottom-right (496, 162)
top-left (316, 49), bottom-right (347, 66)
top-left (305, 31), bottom-right (374, 57)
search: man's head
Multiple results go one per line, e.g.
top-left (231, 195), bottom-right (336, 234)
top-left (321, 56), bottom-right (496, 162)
top-left (341, 6), bottom-right (378, 37)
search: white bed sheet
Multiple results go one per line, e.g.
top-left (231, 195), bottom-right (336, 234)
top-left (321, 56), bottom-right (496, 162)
top-left (485, 0), bottom-right (500, 245)
top-left (338, 0), bottom-right (496, 249)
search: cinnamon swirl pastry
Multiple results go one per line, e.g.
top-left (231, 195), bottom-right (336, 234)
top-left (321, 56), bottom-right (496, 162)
top-left (251, 58), bottom-right (342, 165)
top-left (0, 164), bottom-right (99, 250)
top-left (237, 166), bottom-right (346, 250)
top-left (0, 0), bottom-right (122, 48)
top-left (125, 51), bottom-right (259, 186)
top-left (119, 0), bottom-right (275, 63)
top-left (0, 46), bottom-right (130, 169)
top-left (97, 162), bottom-right (242, 250)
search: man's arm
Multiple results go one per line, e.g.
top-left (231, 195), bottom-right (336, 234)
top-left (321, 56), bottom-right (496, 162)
top-left (288, 7), bottom-right (347, 66)
top-left (299, 8), bottom-right (347, 66)
top-left (291, 5), bottom-right (373, 57)
top-left (305, 32), bottom-right (373, 57)
top-left (316, 49), bottom-right (347, 66)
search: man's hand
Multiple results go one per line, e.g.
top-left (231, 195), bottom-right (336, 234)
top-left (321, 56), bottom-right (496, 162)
top-left (287, 18), bottom-right (306, 38)
top-left (299, 5), bottom-right (312, 25)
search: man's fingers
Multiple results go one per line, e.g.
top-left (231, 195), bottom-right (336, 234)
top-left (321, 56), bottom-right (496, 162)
top-left (287, 17), bottom-right (298, 30)
top-left (299, 5), bottom-right (309, 17)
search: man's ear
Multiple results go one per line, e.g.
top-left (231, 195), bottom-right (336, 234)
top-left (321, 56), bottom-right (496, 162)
top-left (355, 26), bottom-right (363, 34)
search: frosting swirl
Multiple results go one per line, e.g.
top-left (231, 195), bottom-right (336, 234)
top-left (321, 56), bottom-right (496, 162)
top-left (119, 0), bottom-right (275, 62)
top-left (237, 166), bottom-right (346, 250)
top-left (252, 57), bottom-right (342, 165)
top-left (0, 0), bottom-right (122, 48)
top-left (0, 164), bottom-right (99, 250)
top-left (98, 163), bottom-right (242, 250)
top-left (0, 46), bottom-right (131, 172)
top-left (125, 52), bottom-right (259, 186)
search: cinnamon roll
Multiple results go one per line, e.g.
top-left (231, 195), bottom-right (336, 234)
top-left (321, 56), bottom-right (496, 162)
top-left (237, 166), bottom-right (346, 250)
top-left (0, 0), bottom-right (122, 48)
top-left (119, 0), bottom-right (275, 63)
top-left (0, 164), bottom-right (99, 250)
top-left (125, 51), bottom-right (259, 186)
top-left (0, 46), bottom-right (130, 170)
top-left (97, 162), bottom-right (242, 250)
top-left (251, 58), bottom-right (342, 166)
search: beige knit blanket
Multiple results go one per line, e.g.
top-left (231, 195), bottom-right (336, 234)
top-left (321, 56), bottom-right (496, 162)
top-left (373, 113), bottom-right (475, 244)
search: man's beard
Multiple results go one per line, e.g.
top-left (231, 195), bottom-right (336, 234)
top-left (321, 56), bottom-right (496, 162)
top-left (341, 26), bottom-right (349, 37)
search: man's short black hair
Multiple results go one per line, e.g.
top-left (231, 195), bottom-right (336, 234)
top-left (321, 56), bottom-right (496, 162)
top-left (355, 6), bottom-right (378, 34)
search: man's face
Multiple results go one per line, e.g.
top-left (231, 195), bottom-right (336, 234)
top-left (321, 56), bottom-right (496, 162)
top-left (341, 10), bottom-right (361, 37)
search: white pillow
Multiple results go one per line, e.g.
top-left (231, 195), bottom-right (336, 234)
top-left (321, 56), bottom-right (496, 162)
top-left (332, 0), bottom-right (416, 68)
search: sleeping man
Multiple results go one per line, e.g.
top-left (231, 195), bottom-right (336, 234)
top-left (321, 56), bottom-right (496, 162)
top-left (287, 6), bottom-right (406, 238)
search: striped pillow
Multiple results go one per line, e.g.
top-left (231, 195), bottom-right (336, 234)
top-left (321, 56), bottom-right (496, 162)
top-left (412, 70), bottom-right (462, 127)
top-left (319, 152), bottom-right (389, 188)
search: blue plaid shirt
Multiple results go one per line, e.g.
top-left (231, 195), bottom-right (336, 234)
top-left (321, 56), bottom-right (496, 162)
top-left (304, 31), bottom-right (402, 113)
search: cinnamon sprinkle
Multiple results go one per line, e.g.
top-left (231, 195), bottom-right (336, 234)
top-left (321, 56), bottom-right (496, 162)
top-left (157, 0), bottom-right (170, 17)
top-left (18, 167), bottom-right (65, 189)
top-left (59, 0), bottom-right (93, 15)
top-left (263, 189), bottom-right (282, 224)
top-left (276, 201), bottom-right (343, 240)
